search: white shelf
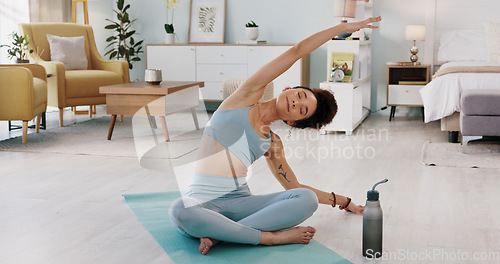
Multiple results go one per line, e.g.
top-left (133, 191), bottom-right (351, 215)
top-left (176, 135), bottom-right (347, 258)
top-left (329, 39), bottom-right (372, 45)
top-left (323, 76), bottom-right (371, 89)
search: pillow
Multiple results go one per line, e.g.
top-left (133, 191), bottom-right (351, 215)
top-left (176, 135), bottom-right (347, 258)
top-left (46, 34), bottom-right (88, 70)
top-left (484, 22), bottom-right (500, 62)
top-left (437, 30), bottom-right (488, 62)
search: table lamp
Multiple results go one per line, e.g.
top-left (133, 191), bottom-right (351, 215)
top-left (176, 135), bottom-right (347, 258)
top-left (334, 0), bottom-right (357, 38)
top-left (405, 25), bottom-right (426, 65)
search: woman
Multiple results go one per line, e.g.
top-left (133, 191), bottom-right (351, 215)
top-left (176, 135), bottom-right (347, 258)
top-left (169, 17), bottom-right (382, 255)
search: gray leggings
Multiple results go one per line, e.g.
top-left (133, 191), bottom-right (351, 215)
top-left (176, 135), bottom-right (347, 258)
top-left (169, 173), bottom-right (318, 245)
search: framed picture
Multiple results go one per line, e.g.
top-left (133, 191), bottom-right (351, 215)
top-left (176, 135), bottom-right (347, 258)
top-left (188, 0), bottom-right (226, 43)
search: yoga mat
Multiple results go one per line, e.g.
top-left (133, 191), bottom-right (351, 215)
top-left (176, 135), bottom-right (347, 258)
top-left (123, 191), bottom-right (352, 264)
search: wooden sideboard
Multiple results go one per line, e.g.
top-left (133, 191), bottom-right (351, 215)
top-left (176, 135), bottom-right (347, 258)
top-left (146, 44), bottom-right (310, 104)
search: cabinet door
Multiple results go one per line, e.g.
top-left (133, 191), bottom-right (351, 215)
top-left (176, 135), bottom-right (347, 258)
top-left (196, 46), bottom-right (247, 64)
top-left (388, 85), bottom-right (424, 106)
top-left (247, 46), bottom-right (302, 96)
top-left (146, 45), bottom-right (196, 81)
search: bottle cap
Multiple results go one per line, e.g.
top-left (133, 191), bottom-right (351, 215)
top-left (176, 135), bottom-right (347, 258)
top-left (367, 179), bottom-right (388, 201)
top-left (367, 190), bottom-right (379, 201)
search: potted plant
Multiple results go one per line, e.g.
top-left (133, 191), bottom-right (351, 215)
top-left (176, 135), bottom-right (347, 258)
top-left (0, 32), bottom-right (34, 63)
top-left (104, 0), bottom-right (144, 70)
top-left (245, 20), bottom-right (259, 41)
top-left (164, 0), bottom-right (179, 44)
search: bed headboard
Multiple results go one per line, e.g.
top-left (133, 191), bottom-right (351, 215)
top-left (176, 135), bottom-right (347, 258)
top-left (424, 0), bottom-right (500, 68)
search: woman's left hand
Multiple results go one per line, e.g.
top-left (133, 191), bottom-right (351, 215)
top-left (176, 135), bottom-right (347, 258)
top-left (344, 201), bottom-right (365, 215)
top-left (344, 16), bottom-right (382, 33)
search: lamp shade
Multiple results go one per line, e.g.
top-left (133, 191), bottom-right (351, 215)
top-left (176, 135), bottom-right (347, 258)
top-left (334, 0), bottom-right (357, 18)
top-left (405, 25), bottom-right (426, 41)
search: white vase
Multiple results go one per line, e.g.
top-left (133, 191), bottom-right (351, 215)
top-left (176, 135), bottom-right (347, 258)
top-left (165, 33), bottom-right (175, 44)
top-left (245, 27), bottom-right (259, 41)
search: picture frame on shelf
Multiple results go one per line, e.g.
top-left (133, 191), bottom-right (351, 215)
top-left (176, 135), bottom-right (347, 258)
top-left (329, 52), bottom-right (354, 82)
top-left (188, 0), bottom-right (226, 43)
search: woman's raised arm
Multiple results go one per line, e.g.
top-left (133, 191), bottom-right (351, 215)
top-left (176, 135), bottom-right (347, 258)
top-left (222, 16), bottom-right (381, 108)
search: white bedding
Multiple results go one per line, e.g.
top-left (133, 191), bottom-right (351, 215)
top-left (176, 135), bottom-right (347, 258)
top-left (420, 61), bottom-right (500, 123)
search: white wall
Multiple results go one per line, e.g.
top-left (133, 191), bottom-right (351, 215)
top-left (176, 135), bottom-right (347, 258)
top-left (92, 0), bottom-right (428, 113)
top-left (1, 0), bottom-right (432, 113)
top-left (371, 0), bottom-right (427, 113)
top-left (0, 0), bottom-right (30, 63)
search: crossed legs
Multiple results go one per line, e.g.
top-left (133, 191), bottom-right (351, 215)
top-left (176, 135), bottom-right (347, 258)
top-left (169, 188), bottom-right (319, 254)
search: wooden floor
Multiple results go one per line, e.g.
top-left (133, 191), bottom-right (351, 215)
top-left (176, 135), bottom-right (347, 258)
top-left (1, 106), bottom-right (499, 264)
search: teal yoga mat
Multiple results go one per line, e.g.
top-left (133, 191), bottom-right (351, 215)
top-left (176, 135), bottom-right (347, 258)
top-left (123, 191), bottom-right (352, 264)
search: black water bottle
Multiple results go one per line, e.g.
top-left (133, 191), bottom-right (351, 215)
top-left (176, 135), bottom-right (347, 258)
top-left (362, 179), bottom-right (388, 259)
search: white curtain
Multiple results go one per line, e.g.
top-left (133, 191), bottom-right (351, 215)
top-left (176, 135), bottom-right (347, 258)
top-left (29, 0), bottom-right (71, 22)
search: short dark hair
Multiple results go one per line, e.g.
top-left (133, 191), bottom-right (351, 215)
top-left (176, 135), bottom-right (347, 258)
top-left (285, 86), bottom-right (338, 129)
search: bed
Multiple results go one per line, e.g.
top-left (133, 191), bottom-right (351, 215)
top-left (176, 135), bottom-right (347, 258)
top-left (419, 20), bottom-right (500, 142)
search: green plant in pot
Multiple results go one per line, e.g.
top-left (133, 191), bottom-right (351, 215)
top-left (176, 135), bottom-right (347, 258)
top-left (163, 0), bottom-right (179, 44)
top-left (0, 32), bottom-right (34, 63)
top-left (245, 20), bottom-right (259, 41)
top-left (104, 0), bottom-right (144, 70)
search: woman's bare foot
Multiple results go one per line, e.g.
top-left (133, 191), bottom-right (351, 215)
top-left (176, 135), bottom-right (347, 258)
top-left (259, 226), bottom-right (316, 245)
top-left (198, 237), bottom-right (220, 255)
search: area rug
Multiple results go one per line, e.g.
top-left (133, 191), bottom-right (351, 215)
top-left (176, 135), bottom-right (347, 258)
top-left (0, 113), bottom-right (207, 160)
top-left (420, 140), bottom-right (500, 169)
top-left (123, 191), bottom-right (351, 264)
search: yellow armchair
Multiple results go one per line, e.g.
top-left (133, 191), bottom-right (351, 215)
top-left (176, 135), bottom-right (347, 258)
top-left (19, 23), bottom-right (130, 126)
top-left (0, 64), bottom-right (47, 144)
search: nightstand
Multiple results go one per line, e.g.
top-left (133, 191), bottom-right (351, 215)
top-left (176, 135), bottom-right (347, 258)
top-left (386, 64), bottom-right (431, 121)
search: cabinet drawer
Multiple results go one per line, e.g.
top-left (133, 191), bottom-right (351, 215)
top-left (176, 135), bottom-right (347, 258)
top-left (196, 64), bottom-right (248, 82)
top-left (199, 81), bottom-right (224, 101)
top-left (196, 46), bottom-right (247, 64)
top-left (388, 85), bottom-right (424, 106)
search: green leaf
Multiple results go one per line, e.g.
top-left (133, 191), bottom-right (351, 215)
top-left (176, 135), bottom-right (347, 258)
top-left (164, 24), bottom-right (174, 34)
top-left (109, 51), bottom-right (118, 59)
top-left (118, 0), bottom-right (124, 10)
top-left (104, 49), bottom-right (113, 56)
top-left (105, 24), bottom-right (120, 30)
top-left (106, 36), bottom-right (117, 42)
top-left (123, 4), bottom-right (130, 13)
top-left (124, 31), bottom-right (135, 39)
top-left (130, 37), bottom-right (134, 45)
top-left (118, 46), bottom-right (126, 55)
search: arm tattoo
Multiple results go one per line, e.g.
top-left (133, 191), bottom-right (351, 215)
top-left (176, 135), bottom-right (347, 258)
top-left (278, 164), bottom-right (290, 182)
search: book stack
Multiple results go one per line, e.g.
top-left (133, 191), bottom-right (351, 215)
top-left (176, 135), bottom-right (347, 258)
top-left (236, 40), bottom-right (267, 44)
top-left (398, 76), bottom-right (426, 85)
top-left (386, 61), bottom-right (419, 66)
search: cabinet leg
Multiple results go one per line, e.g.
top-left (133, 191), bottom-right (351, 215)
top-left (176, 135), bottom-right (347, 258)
top-left (389, 106), bottom-right (396, 121)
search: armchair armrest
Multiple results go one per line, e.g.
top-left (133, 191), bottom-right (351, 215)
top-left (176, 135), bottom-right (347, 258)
top-left (89, 40), bottom-right (130, 83)
top-left (0, 64), bottom-right (46, 79)
top-left (0, 67), bottom-right (35, 117)
top-left (92, 56), bottom-right (130, 83)
top-left (36, 59), bottom-right (67, 107)
top-left (0, 64), bottom-right (47, 81)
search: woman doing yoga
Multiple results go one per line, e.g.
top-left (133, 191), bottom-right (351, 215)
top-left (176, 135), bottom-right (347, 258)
top-left (169, 17), bottom-right (382, 255)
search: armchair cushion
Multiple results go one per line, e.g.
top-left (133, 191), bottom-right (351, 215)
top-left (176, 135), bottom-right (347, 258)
top-left (65, 70), bottom-right (122, 98)
top-left (47, 34), bottom-right (88, 70)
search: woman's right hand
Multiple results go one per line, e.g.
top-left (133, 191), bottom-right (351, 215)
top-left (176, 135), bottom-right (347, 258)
top-left (344, 16), bottom-right (382, 33)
